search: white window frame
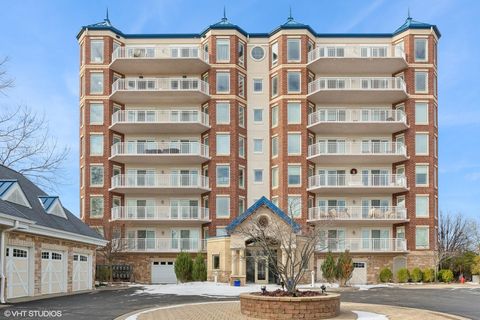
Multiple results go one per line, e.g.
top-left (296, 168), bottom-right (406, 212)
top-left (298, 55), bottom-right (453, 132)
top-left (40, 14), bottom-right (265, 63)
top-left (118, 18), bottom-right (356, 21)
top-left (414, 37), bottom-right (428, 62)
top-left (89, 164), bottom-right (104, 187)
top-left (253, 78), bottom-right (263, 93)
top-left (216, 71), bottom-right (230, 94)
top-left (287, 38), bottom-right (301, 62)
top-left (216, 102), bottom-right (230, 124)
top-left (216, 133), bottom-right (230, 156)
top-left (215, 195), bottom-right (230, 218)
top-left (287, 71), bottom-right (301, 94)
top-left (253, 138), bottom-right (264, 154)
top-left (90, 39), bottom-right (104, 63)
top-left (216, 38), bottom-right (230, 62)
top-left (90, 195), bottom-right (104, 218)
top-left (253, 169), bottom-right (264, 184)
top-left (271, 42), bottom-right (279, 66)
top-left (287, 164), bottom-right (301, 187)
top-left (415, 133), bottom-right (429, 155)
top-left (415, 70), bottom-right (428, 93)
top-left (287, 195), bottom-right (302, 218)
top-left (415, 195), bottom-right (429, 218)
top-left (253, 108), bottom-right (263, 124)
top-left (415, 164), bottom-right (429, 187)
top-left (89, 133), bottom-right (104, 156)
top-left (216, 164), bottom-right (230, 187)
top-left (415, 101), bottom-right (429, 125)
top-left (287, 102), bottom-right (301, 124)
top-left (287, 132), bottom-right (302, 155)
top-left (415, 226), bottom-right (430, 249)
top-left (271, 166), bottom-right (279, 189)
top-left (89, 72), bottom-right (104, 94)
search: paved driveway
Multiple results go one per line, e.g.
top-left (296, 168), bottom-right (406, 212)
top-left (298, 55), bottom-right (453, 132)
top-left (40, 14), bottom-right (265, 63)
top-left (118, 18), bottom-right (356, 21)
top-left (1, 286), bottom-right (479, 320)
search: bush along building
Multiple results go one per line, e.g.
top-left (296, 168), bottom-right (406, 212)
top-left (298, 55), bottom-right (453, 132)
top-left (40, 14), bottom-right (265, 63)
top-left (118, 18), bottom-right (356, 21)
top-left (0, 165), bottom-right (107, 302)
top-left (77, 10), bottom-right (439, 285)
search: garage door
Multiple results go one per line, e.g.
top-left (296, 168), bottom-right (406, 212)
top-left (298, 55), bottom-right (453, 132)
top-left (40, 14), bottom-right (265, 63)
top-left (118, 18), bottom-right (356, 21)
top-left (151, 261), bottom-right (176, 284)
top-left (6, 247), bottom-right (30, 299)
top-left (72, 254), bottom-right (92, 291)
top-left (348, 262), bottom-right (367, 285)
top-left (41, 251), bottom-right (66, 294)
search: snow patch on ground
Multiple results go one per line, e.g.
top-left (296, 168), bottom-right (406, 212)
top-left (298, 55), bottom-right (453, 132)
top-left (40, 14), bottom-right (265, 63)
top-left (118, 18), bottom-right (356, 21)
top-left (298, 282), bottom-right (340, 289)
top-left (353, 311), bottom-right (388, 320)
top-left (354, 284), bottom-right (392, 291)
top-left (131, 282), bottom-right (281, 297)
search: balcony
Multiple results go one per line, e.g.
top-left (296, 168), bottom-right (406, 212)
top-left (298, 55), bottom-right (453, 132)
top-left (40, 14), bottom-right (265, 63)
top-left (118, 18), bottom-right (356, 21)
top-left (316, 238), bottom-right (407, 253)
top-left (307, 77), bottom-right (407, 104)
top-left (307, 45), bottom-right (407, 74)
top-left (113, 238), bottom-right (206, 253)
top-left (308, 109), bottom-right (408, 134)
top-left (307, 173), bottom-right (407, 194)
top-left (307, 141), bottom-right (407, 164)
top-left (110, 46), bottom-right (210, 74)
top-left (308, 206), bottom-right (408, 225)
top-left (111, 78), bottom-right (210, 104)
top-left (110, 173), bottom-right (210, 194)
top-left (110, 110), bottom-right (209, 134)
top-left (110, 142), bottom-right (210, 164)
top-left (111, 206), bottom-right (209, 223)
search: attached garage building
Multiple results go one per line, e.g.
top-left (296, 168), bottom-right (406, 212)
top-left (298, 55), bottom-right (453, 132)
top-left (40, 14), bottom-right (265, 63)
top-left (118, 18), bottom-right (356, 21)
top-left (0, 165), bottom-right (107, 302)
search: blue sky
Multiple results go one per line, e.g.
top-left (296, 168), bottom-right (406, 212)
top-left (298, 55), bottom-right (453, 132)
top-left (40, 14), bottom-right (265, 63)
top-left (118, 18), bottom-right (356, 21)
top-left (0, 0), bottom-right (478, 218)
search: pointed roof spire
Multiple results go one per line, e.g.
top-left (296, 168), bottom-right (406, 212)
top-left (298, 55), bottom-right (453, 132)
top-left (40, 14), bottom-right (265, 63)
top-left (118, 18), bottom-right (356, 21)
top-left (106, 7), bottom-right (109, 21)
top-left (221, 6), bottom-right (227, 22)
top-left (407, 7), bottom-right (412, 20)
top-left (103, 7), bottom-right (111, 26)
top-left (288, 6), bottom-right (293, 22)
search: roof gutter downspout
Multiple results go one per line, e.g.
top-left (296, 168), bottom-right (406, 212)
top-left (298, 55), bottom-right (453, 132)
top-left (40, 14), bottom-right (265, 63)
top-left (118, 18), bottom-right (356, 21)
top-left (0, 221), bottom-right (21, 303)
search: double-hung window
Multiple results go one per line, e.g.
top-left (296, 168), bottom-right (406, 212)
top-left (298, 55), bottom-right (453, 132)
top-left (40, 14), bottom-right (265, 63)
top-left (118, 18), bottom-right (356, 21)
top-left (287, 39), bottom-right (301, 62)
top-left (287, 71), bottom-right (301, 93)
top-left (216, 165), bottom-right (230, 186)
top-left (216, 39), bottom-right (230, 62)
top-left (90, 39), bottom-right (104, 63)
top-left (414, 38), bottom-right (428, 62)
top-left (216, 72), bottom-right (230, 93)
top-left (216, 103), bottom-right (230, 124)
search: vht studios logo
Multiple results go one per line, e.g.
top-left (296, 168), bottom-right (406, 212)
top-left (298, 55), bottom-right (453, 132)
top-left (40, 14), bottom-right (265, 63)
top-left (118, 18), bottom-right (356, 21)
top-left (3, 310), bottom-right (63, 318)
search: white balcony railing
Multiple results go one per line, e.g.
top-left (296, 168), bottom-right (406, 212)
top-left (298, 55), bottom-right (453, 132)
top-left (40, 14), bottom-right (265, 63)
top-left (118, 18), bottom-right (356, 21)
top-left (308, 45), bottom-right (405, 63)
top-left (111, 206), bottom-right (209, 221)
top-left (111, 174), bottom-right (209, 189)
top-left (308, 141), bottom-right (406, 157)
top-left (111, 110), bottom-right (209, 126)
top-left (316, 238), bottom-right (407, 252)
top-left (308, 174), bottom-right (407, 189)
top-left (112, 46), bottom-right (208, 63)
top-left (308, 77), bottom-right (406, 94)
top-left (111, 142), bottom-right (209, 158)
top-left (308, 109), bottom-right (406, 126)
top-left (112, 78), bottom-right (210, 95)
top-left (308, 206), bottom-right (407, 221)
top-left (113, 238), bottom-right (206, 252)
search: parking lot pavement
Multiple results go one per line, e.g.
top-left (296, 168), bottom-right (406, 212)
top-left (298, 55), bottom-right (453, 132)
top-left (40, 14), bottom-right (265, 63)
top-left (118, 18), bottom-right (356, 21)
top-left (0, 286), bottom-right (479, 320)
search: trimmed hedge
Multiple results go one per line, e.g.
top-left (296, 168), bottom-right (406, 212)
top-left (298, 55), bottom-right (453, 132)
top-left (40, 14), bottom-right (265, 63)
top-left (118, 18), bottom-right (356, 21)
top-left (410, 268), bottom-right (423, 283)
top-left (397, 268), bottom-right (410, 283)
top-left (422, 268), bottom-right (435, 283)
top-left (379, 267), bottom-right (393, 283)
top-left (438, 269), bottom-right (454, 283)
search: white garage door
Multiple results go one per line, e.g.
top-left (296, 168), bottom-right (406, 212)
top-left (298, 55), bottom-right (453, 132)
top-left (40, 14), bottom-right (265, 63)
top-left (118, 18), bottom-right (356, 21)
top-left (6, 247), bottom-right (30, 299)
top-left (348, 261), bottom-right (367, 285)
top-left (72, 254), bottom-right (92, 291)
top-left (41, 251), bottom-right (66, 294)
top-left (151, 261), bottom-right (176, 284)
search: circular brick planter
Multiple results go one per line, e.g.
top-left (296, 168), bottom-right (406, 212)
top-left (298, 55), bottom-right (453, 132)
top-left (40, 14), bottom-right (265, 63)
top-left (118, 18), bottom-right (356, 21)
top-left (240, 292), bottom-right (341, 319)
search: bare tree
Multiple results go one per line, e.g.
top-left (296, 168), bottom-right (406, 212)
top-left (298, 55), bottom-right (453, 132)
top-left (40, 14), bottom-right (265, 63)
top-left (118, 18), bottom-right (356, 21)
top-left (0, 57), bottom-right (14, 92)
top-left (236, 201), bottom-right (330, 295)
top-left (97, 234), bottom-right (129, 283)
top-left (436, 211), bottom-right (473, 271)
top-left (0, 58), bottom-right (69, 192)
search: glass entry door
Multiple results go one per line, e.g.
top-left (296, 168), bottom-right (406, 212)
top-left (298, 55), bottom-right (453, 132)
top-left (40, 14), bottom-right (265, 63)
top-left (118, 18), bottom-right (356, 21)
top-left (255, 257), bottom-right (268, 284)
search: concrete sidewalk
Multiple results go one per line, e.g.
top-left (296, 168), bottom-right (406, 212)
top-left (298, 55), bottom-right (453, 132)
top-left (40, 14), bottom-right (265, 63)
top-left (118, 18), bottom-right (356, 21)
top-left (118, 301), bottom-right (469, 320)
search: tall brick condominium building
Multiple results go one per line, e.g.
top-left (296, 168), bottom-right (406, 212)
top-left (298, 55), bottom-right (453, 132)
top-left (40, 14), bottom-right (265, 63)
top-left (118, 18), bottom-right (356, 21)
top-left (77, 12), bottom-right (439, 284)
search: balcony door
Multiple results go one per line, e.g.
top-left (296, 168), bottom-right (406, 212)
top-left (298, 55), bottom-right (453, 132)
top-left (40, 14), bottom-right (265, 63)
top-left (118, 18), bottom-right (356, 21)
top-left (171, 229), bottom-right (199, 251)
top-left (127, 199), bottom-right (155, 219)
top-left (128, 230), bottom-right (155, 250)
top-left (361, 199), bottom-right (389, 218)
top-left (171, 169), bottom-right (198, 186)
top-left (362, 229), bottom-right (390, 251)
top-left (171, 199), bottom-right (199, 219)
top-left (362, 169), bottom-right (388, 186)
top-left (127, 139), bottom-right (155, 154)
top-left (317, 139), bottom-right (346, 154)
top-left (127, 169), bottom-right (155, 186)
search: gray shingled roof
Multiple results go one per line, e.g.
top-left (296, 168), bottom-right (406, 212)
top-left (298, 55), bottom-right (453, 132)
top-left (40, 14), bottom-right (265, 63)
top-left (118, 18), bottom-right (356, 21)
top-left (0, 165), bottom-right (104, 240)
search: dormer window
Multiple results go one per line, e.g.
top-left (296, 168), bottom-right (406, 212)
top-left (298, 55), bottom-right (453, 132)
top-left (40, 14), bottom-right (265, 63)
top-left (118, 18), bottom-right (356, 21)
top-left (39, 196), bottom-right (67, 219)
top-left (0, 180), bottom-right (31, 208)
